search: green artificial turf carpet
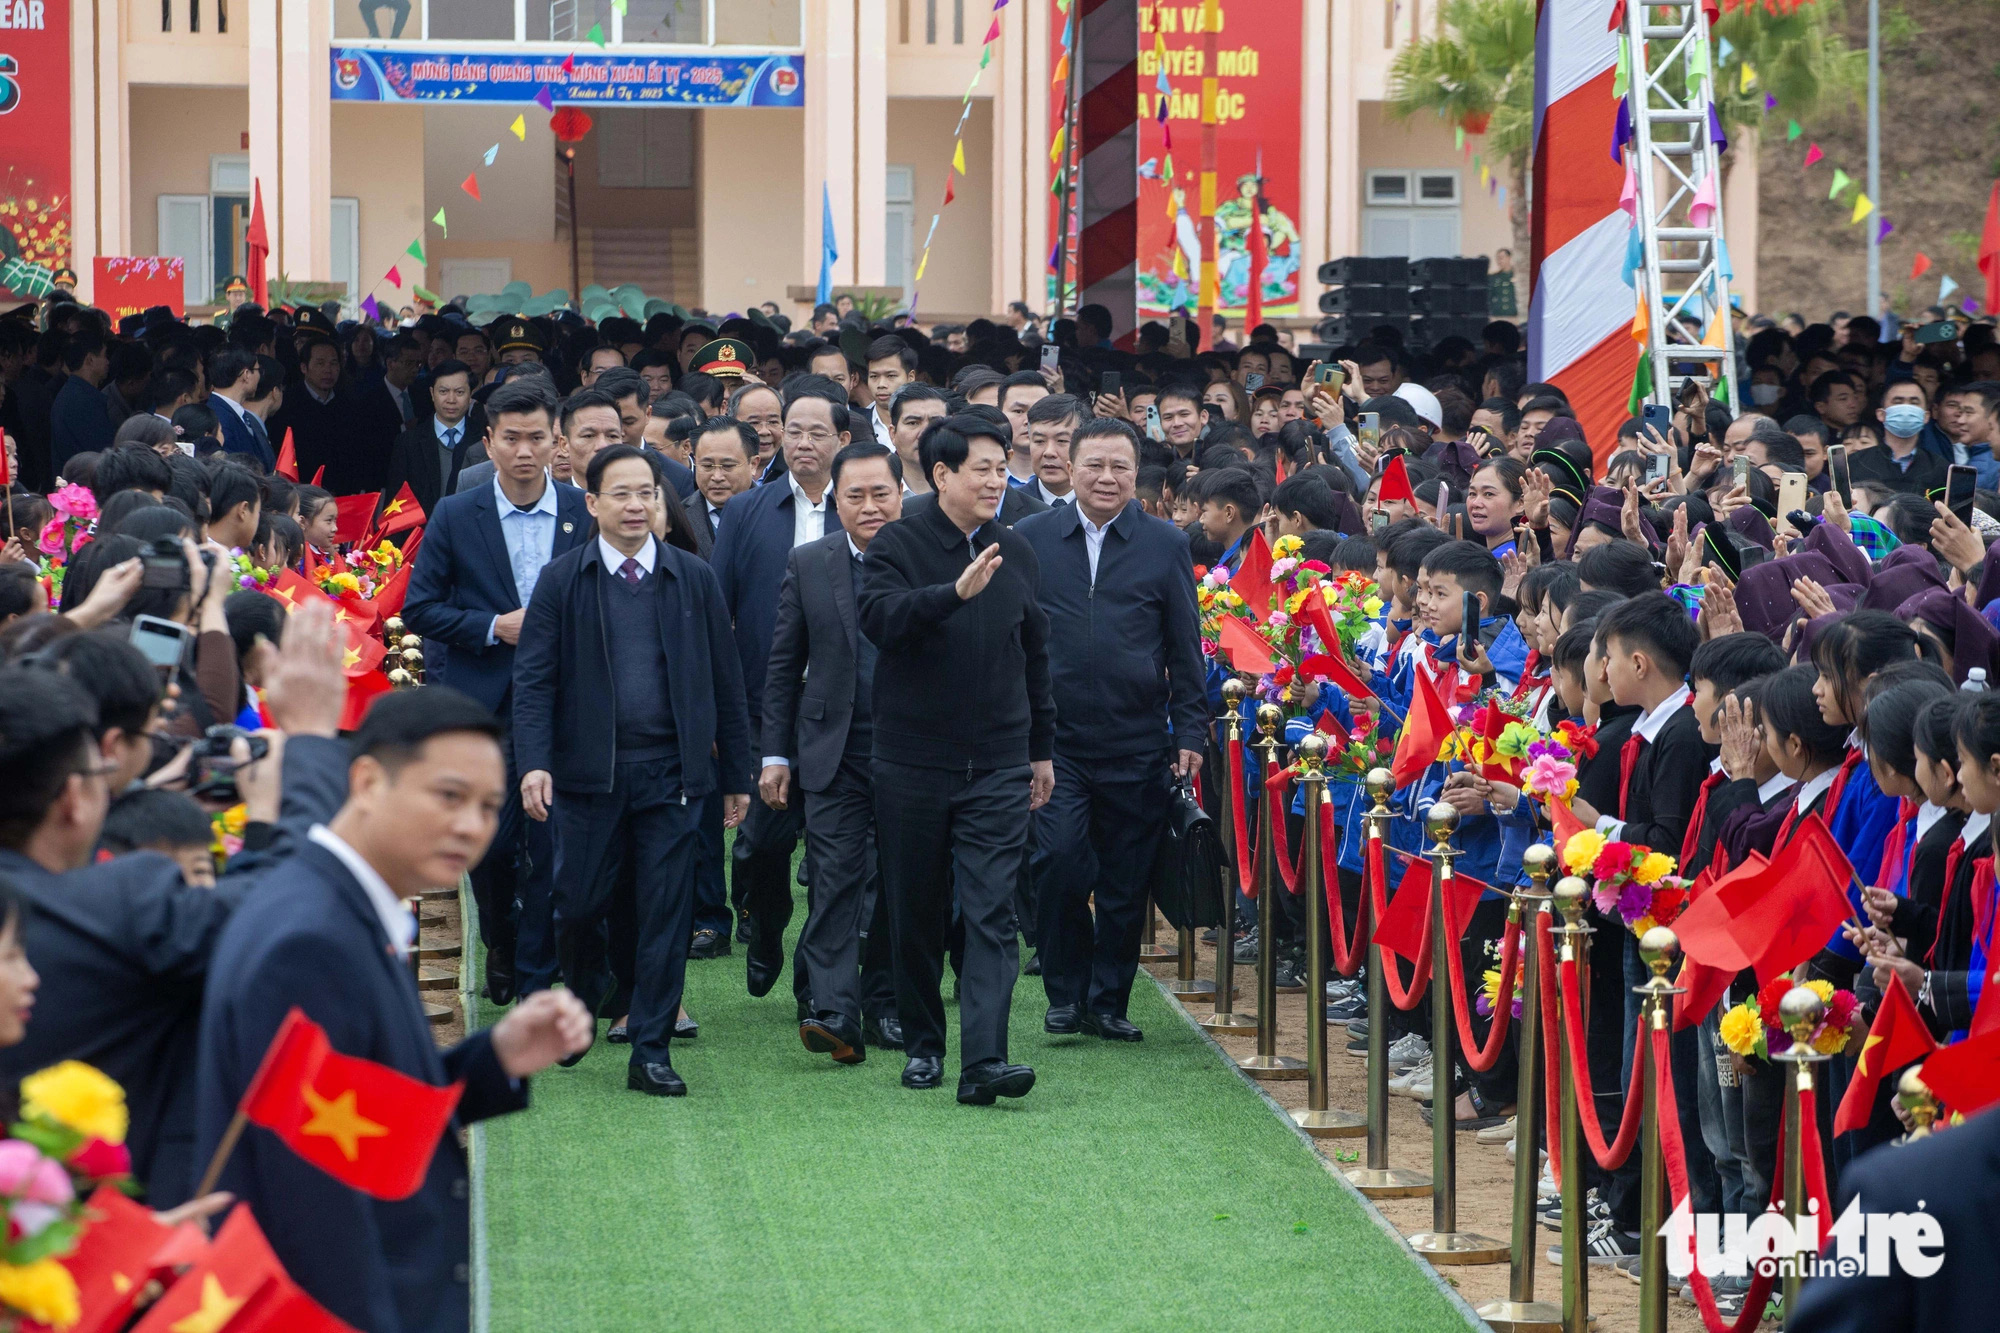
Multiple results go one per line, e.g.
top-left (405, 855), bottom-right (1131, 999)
top-left (475, 890), bottom-right (1474, 1332)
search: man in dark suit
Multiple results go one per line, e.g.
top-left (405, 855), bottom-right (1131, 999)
top-left (513, 446), bottom-right (753, 1093)
top-left (194, 689), bottom-right (591, 1333)
top-left (379, 360), bottom-right (482, 520)
top-left (900, 408), bottom-right (1049, 527)
top-left (50, 326), bottom-right (115, 472)
top-left (689, 417), bottom-right (759, 545)
top-left (404, 377), bottom-right (589, 1003)
top-left (1015, 417), bottom-right (1207, 1040)
top-left (711, 375), bottom-right (848, 997)
top-left (0, 609), bottom-right (351, 1208)
top-left (858, 413), bottom-right (1056, 1104)
top-left (205, 347), bottom-right (273, 471)
top-left (761, 441), bottom-right (907, 1062)
top-left (270, 335), bottom-right (390, 495)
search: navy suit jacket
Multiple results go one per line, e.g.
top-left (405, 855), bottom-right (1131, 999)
top-left (50, 375), bottom-right (115, 471)
top-left (711, 478), bottom-right (843, 725)
top-left (402, 478), bottom-right (590, 714)
top-left (0, 736), bottom-right (349, 1207)
top-left (209, 393), bottom-right (272, 471)
top-left (1014, 499), bottom-right (1208, 758)
top-left (195, 842), bottom-right (529, 1333)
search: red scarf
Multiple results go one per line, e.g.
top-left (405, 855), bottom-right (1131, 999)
top-left (1775, 748), bottom-right (1864, 847)
top-left (1874, 797), bottom-right (1919, 891)
top-left (1679, 770), bottom-right (1728, 870)
top-left (1930, 833), bottom-right (1971, 966)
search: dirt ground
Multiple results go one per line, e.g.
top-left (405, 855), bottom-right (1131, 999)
top-left (1140, 913), bottom-right (1720, 1332)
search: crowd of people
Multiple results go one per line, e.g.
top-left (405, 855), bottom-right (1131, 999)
top-left (2, 278), bottom-right (1999, 1328)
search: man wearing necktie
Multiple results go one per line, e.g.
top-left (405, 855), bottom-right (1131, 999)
top-left (382, 360), bottom-right (477, 521)
top-left (690, 418), bottom-right (758, 548)
top-left (1022, 394), bottom-right (1086, 509)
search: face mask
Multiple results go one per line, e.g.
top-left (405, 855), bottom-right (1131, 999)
top-left (1749, 383), bottom-right (1782, 406)
top-left (1883, 404), bottom-right (1927, 438)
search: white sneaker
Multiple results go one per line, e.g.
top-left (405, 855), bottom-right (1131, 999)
top-left (1404, 1068), bottom-right (1434, 1101)
top-left (1477, 1115), bottom-right (1518, 1145)
top-left (1389, 1054), bottom-right (1433, 1097)
top-left (1386, 1033), bottom-right (1429, 1071)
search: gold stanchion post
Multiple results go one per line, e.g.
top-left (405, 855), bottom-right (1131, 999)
top-left (1553, 876), bottom-right (1594, 1333)
top-left (1347, 768), bottom-right (1431, 1197)
top-left (1139, 898), bottom-right (1177, 962)
top-left (1237, 702), bottom-right (1303, 1079)
top-left (1477, 844), bottom-right (1562, 1331)
top-left (1407, 803), bottom-right (1508, 1264)
top-left (1772, 983), bottom-right (1831, 1314)
top-left (1634, 927), bottom-right (1684, 1333)
top-left (1201, 679), bottom-right (1255, 1032)
top-left (1290, 735), bottom-right (1364, 1136)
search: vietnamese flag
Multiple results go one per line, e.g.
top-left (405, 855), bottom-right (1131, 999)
top-left (1378, 452), bottom-right (1416, 506)
top-left (1674, 814), bottom-right (1856, 984)
top-left (1835, 974), bottom-right (1936, 1135)
top-left (128, 1206), bottom-right (357, 1333)
top-left (309, 465), bottom-right (325, 488)
top-left (1217, 616), bottom-right (1275, 676)
top-left (274, 428), bottom-right (298, 482)
top-left (332, 494), bottom-right (382, 547)
top-left (365, 558), bottom-right (414, 620)
top-left (267, 568), bottom-right (336, 614)
top-left (24, 1186), bottom-right (205, 1333)
top-left (1371, 854), bottom-right (1436, 965)
top-left (1389, 665), bottom-right (1451, 788)
top-left (1229, 528), bottom-right (1277, 623)
top-left (374, 483), bottom-right (425, 538)
top-left (1916, 1026), bottom-right (2000, 1118)
top-left (337, 669), bottom-right (393, 733)
top-left (1548, 797), bottom-right (1588, 849)
top-left (1300, 649), bottom-right (1377, 703)
top-left (341, 632), bottom-right (386, 679)
top-left (239, 1008), bottom-right (462, 1201)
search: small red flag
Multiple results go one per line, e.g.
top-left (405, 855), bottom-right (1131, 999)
top-left (1315, 710), bottom-right (1350, 748)
top-left (1835, 974), bottom-right (1936, 1135)
top-left (341, 632), bottom-right (385, 679)
top-left (128, 1206), bottom-right (358, 1333)
top-left (1371, 854), bottom-right (1435, 964)
top-left (374, 484), bottom-right (425, 537)
top-left (27, 1186), bottom-right (204, 1333)
top-left (1549, 796), bottom-right (1588, 849)
top-left (1916, 1026), bottom-right (2000, 1118)
top-left (268, 567), bottom-right (336, 613)
top-left (274, 428), bottom-right (298, 481)
top-left (366, 558), bottom-right (414, 620)
top-left (1674, 814), bottom-right (1855, 984)
top-left (1298, 648), bottom-right (1376, 703)
top-left (1389, 665), bottom-right (1451, 788)
top-left (1216, 616), bottom-right (1275, 676)
top-left (309, 465), bottom-right (326, 488)
top-left (1911, 252), bottom-right (1932, 281)
top-left (461, 172), bottom-right (482, 201)
top-left (561, 52), bottom-right (576, 73)
top-left (337, 669), bottom-right (392, 732)
top-left (1980, 179), bottom-right (2000, 316)
top-left (332, 493), bottom-right (382, 546)
top-left (240, 1008), bottom-right (462, 1201)
top-left (1378, 453), bottom-right (1416, 506)
top-left (1229, 528), bottom-right (1276, 623)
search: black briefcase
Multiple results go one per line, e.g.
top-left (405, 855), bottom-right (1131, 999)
top-left (1150, 775), bottom-right (1227, 931)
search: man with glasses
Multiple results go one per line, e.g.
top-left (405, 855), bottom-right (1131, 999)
top-left (690, 418), bottom-right (760, 542)
top-left (711, 376), bottom-right (849, 1003)
top-left (514, 445), bottom-right (753, 1095)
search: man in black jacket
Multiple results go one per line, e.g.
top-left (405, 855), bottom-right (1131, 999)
top-left (0, 604), bottom-right (351, 1207)
top-left (858, 415), bottom-right (1056, 1105)
top-left (760, 441), bottom-right (907, 1062)
top-left (378, 359), bottom-right (483, 520)
top-left (514, 446), bottom-right (754, 1094)
top-left (1014, 418), bottom-right (1207, 1040)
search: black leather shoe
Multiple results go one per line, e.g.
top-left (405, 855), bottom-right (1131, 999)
top-left (901, 1056), bottom-right (943, 1089)
top-left (483, 957), bottom-right (517, 1007)
top-left (746, 942), bottom-right (784, 998)
top-left (688, 928), bottom-right (730, 959)
top-left (957, 1059), bottom-right (1036, 1105)
top-left (1023, 951), bottom-right (1043, 976)
top-left (1044, 1004), bottom-right (1082, 1035)
top-left (863, 1015), bottom-right (904, 1050)
top-left (675, 1014), bottom-right (699, 1041)
top-left (606, 1021), bottom-right (630, 1044)
top-left (628, 1062), bottom-right (687, 1096)
top-left (1080, 1011), bottom-right (1143, 1042)
top-left (800, 1015), bottom-right (865, 1065)
top-left (736, 910), bottom-right (756, 945)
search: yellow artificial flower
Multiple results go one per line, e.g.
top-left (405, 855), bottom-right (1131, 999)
top-left (1812, 1026), bottom-right (1850, 1056)
top-left (1272, 534), bottom-right (1303, 559)
top-left (1285, 589), bottom-right (1310, 614)
top-left (21, 1061), bottom-right (128, 1145)
top-left (1805, 979), bottom-right (1835, 1004)
top-left (1718, 1004), bottom-right (1761, 1056)
top-left (1363, 595), bottom-right (1383, 617)
top-left (1562, 830), bottom-right (1606, 875)
top-left (1633, 852), bottom-right (1675, 885)
top-left (0, 1259), bottom-right (80, 1329)
top-left (220, 804), bottom-right (248, 837)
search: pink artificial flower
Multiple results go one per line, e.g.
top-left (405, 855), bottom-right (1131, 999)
top-left (67, 1137), bottom-right (132, 1181)
top-left (0, 1140), bottom-right (74, 1207)
top-left (37, 516), bottom-right (66, 557)
top-left (48, 483), bottom-right (98, 523)
top-left (1523, 753), bottom-right (1576, 795)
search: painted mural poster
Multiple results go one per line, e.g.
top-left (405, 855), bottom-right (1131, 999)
top-left (0, 0), bottom-right (72, 296)
top-left (1136, 0), bottom-right (1301, 317)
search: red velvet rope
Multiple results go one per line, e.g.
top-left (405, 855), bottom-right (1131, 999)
top-left (1537, 913), bottom-right (1567, 1192)
top-left (1439, 878), bottom-right (1523, 1073)
top-left (1317, 799), bottom-right (1369, 976)
top-left (1557, 953), bottom-right (1647, 1169)
top-left (1797, 1082), bottom-right (1833, 1228)
top-left (1227, 740), bottom-right (1255, 897)
top-left (1266, 763), bottom-right (1304, 893)
top-left (1367, 830), bottom-right (1431, 1008)
top-left (1652, 1025), bottom-right (1781, 1333)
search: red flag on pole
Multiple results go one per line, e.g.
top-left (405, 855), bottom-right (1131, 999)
top-left (1245, 159), bottom-right (1268, 328)
top-left (309, 465), bottom-right (326, 488)
top-left (374, 483), bottom-right (425, 537)
top-left (1371, 854), bottom-right (1435, 964)
top-left (1378, 453), bottom-right (1416, 506)
top-left (1389, 666), bottom-right (1452, 789)
top-left (332, 494), bottom-right (383, 546)
top-left (239, 1008), bottom-right (463, 1201)
top-left (127, 1206), bottom-right (358, 1333)
top-left (39, 1186), bottom-right (205, 1333)
top-left (274, 428), bottom-right (298, 482)
top-left (1673, 814), bottom-right (1856, 984)
top-left (1834, 974), bottom-right (1936, 1135)
top-left (1217, 616), bottom-right (1275, 676)
top-left (1229, 527), bottom-right (1276, 623)
top-left (1979, 179), bottom-right (2000, 316)
top-left (245, 181), bottom-right (271, 307)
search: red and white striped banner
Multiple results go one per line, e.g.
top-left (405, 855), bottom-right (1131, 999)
top-left (1527, 0), bottom-right (1630, 469)
top-left (1077, 0), bottom-right (1139, 344)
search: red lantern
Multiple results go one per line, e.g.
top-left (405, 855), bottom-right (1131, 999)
top-left (550, 108), bottom-right (595, 143)
top-left (1459, 110), bottom-right (1491, 136)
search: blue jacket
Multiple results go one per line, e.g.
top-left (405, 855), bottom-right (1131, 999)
top-left (712, 478), bottom-right (843, 726)
top-left (194, 842), bottom-right (528, 1333)
top-left (512, 536), bottom-right (754, 797)
top-left (50, 376), bottom-right (115, 471)
top-left (208, 393), bottom-right (272, 471)
top-left (402, 478), bottom-right (590, 713)
top-left (1014, 499), bottom-right (1208, 758)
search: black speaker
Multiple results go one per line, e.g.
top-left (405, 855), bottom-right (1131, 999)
top-left (1410, 285), bottom-right (1490, 315)
top-left (1317, 285), bottom-right (1410, 316)
top-left (1410, 256), bottom-right (1491, 286)
top-left (1314, 314), bottom-right (1409, 344)
top-left (1316, 256), bottom-right (1411, 285)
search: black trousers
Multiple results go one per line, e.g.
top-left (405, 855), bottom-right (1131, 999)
top-left (734, 783), bottom-right (802, 944)
top-left (471, 713), bottom-right (557, 991)
top-left (1032, 749), bottom-right (1171, 1018)
top-left (799, 750), bottom-right (895, 1026)
top-left (551, 758), bottom-right (701, 1066)
top-left (874, 759), bottom-right (1031, 1070)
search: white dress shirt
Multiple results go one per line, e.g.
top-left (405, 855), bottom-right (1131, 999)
top-left (1757, 772), bottom-right (1798, 804)
top-left (1081, 510), bottom-right (1112, 582)
top-left (789, 473), bottom-right (828, 548)
top-left (1596, 688), bottom-right (1691, 838)
top-left (309, 824), bottom-right (417, 955)
top-left (1789, 764), bottom-right (1840, 821)
top-left (598, 534), bottom-right (657, 577)
top-left (1036, 477), bottom-right (1073, 508)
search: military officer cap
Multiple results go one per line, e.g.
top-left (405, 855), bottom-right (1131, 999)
top-left (495, 318), bottom-right (546, 356)
top-left (294, 306), bottom-right (337, 337)
top-left (689, 337), bottom-right (751, 379)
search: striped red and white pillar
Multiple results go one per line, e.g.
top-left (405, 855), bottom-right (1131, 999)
top-left (1077, 0), bottom-right (1139, 345)
top-left (1527, 0), bottom-right (1631, 471)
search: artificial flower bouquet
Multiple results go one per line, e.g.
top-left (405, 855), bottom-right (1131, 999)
top-left (33, 485), bottom-right (98, 606)
top-left (1198, 534), bottom-right (1385, 718)
top-left (0, 1062), bottom-right (134, 1331)
top-left (1718, 977), bottom-right (1858, 1062)
top-left (1558, 830), bottom-right (1686, 936)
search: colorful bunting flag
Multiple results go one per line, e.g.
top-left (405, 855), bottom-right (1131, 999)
top-left (361, 294), bottom-right (380, 322)
top-left (483, 143), bottom-right (499, 166)
top-left (1912, 253), bottom-right (1932, 280)
top-left (1786, 118), bottom-right (1802, 141)
top-left (1684, 38), bottom-right (1708, 95)
top-left (613, 0), bottom-right (626, 11)
top-left (1049, 126), bottom-right (1067, 163)
top-left (510, 114), bottom-right (527, 141)
top-left (586, 22), bottom-right (605, 46)
top-left (1738, 62), bottom-right (1756, 92)
top-left (385, 265), bottom-right (402, 288)
top-left (561, 53), bottom-right (575, 74)
top-left (535, 86), bottom-right (555, 113)
top-left (461, 173), bottom-right (481, 200)
top-left (1804, 142), bottom-right (1823, 168)
top-left (1850, 192), bottom-right (1874, 224)
top-left (983, 16), bottom-right (1000, 43)
top-left (943, 177), bottom-right (956, 207)
top-left (1454, 125), bottom-right (1465, 151)
top-left (952, 140), bottom-right (966, 174)
top-left (431, 208), bottom-right (446, 236)
top-left (1717, 35), bottom-right (1734, 62)
top-left (405, 238), bottom-right (425, 264)
top-left (1690, 172), bottom-right (1718, 229)
top-left (1764, 92), bottom-right (1778, 110)
top-left (1940, 274), bottom-right (1960, 302)
top-left (1828, 167), bottom-right (1852, 198)
top-left (1878, 217), bottom-right (1895, 243)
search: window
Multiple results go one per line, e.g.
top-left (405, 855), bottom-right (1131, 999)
top-left (330, 198), bottom-right (360, 305)
top-left (1366, 171), bottom-right (1410, 205)
top-left (1364, 168), bottom-right (1461, 261)
top-left (885, 166), bottom-right (915, 301)
top-left (158, 197), bottom-right (211, 307)
top-left (1416, 172), bottom-right (1460, 205)
top-left (596, 109), bottom-right (695, 189)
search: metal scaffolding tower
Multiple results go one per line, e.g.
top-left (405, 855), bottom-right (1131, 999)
top-left (1624, 0), bottom-right (1738, 405)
